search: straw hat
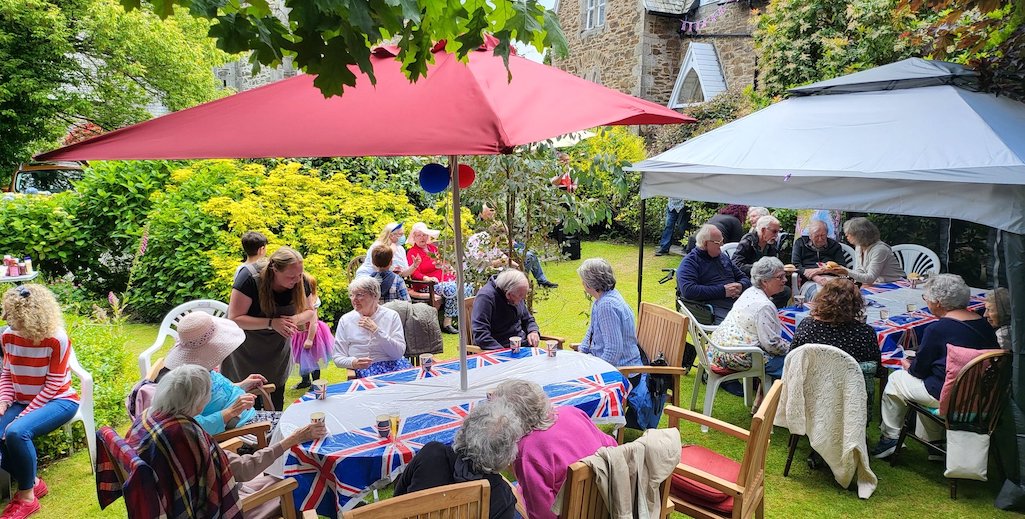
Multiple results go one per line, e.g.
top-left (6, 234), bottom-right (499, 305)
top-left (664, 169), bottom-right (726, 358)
top-left (412, 222), bottom-right (440, 239)
top-left (164, 312), bottom-right (246, 371)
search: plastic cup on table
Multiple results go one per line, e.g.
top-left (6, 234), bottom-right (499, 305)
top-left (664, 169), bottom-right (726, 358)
top-left (546, 340), bottom-right (558, 358)
top-left (420, 353), bottom-right (435, 372)
top-left (907, 303), bottom-right (917, 313)
top-left (509, 336), bottom-right (522, 354)
top-left (880, 309), bottom-right (890, 321)
top-left (312, 379), bottom-right (327, 400)
top-left (375, 414), bottom-right (390, 439)
top-left (310, 412), bottom-right (325, 424)
top-left (389, 410), bottom-right (400, 439)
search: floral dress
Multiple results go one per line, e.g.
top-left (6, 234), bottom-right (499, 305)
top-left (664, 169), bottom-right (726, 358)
top-left (709, 287), bottom-right (790, 372)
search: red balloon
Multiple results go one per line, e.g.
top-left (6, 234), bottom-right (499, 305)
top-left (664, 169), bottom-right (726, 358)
top-left (457, 164), bottom-right (475, 189)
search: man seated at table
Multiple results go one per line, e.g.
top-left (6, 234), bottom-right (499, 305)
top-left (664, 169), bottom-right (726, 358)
top-left (393, 399), bottom-right (524, 519)
top-left (472, 269), bottom-right (541, 349)
top-left (791, 219), bottom-right (847, 286)
top-left (871, 274), bottom-right (1000, 459)
top-left (677, 224), bottom-right (751, 325)
top-left (732, 215), bottom-right (790, 308)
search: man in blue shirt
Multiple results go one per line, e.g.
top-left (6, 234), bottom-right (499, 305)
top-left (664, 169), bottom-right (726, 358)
top-left (677, 224), bottom-right (751, 325)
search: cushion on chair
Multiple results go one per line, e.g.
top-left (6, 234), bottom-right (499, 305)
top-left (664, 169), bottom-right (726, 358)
top-left (709, 365), bottom-right (737, 376)
top-left (939, 344), bottom-right (991, 417)
top-left (671, 445), bottom-right (739, 513)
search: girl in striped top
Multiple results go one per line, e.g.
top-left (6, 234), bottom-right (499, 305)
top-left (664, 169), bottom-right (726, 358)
top-left (0, 284), bottom-right (79, 519)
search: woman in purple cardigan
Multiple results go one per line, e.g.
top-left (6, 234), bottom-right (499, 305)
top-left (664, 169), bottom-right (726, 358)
top-left (489, 379), bottom-right (616, 519)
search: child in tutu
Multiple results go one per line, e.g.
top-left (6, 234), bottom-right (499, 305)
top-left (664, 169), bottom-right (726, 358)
top-left (292, 273), bottom-right (333, 389)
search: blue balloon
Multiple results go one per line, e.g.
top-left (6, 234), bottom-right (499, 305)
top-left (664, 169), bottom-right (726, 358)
top-left (419, 163), bottom-right (450, 193)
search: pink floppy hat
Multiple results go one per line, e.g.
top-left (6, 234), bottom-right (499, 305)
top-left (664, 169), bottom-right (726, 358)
top-left (164, 312), bottom-right (246, 371)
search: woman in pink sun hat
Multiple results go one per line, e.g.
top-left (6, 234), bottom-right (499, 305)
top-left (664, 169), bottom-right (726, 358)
top-left (158, 311), bottom-right (278, 435)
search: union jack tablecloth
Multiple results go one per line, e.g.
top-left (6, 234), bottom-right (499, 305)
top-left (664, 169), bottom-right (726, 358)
top-left (274, 348), bottom-right (628, 517)
top-left (779, 281), bottom-right (987, 369)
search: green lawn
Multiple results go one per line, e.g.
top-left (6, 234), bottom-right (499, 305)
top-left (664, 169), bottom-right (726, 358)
top-left (30, 241), bottom-right (1013, 518)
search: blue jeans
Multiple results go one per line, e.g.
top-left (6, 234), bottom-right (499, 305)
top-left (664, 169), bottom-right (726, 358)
top-left (658, 208), bottom-right (687, 253)
top-left (765, 354), bottom-right (786, 379)
top-left (524, 251), bottom-right (550, 283)
top-left (0, 399), bottom-right (79, 490)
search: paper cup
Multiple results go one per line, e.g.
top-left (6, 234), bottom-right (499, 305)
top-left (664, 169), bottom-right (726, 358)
top-left (906, 303), bottom-right (917, 313)
top-left (509, 336), bottom-right (522, 353)
top-left (879, 309), bottom-right (890, 320)
top-left (420, 353), bottom-right (435, 371)
top-left (310, 412), bottom-right (326, 424)
top-left (312, 379), bottom-right (327, 400)
top-left (376, 414), bottom-right (391, 438)
top-left (546, 340), bottom-right (558, 357)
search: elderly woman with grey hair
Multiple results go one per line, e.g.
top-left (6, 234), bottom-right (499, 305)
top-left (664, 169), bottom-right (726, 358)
top-left (332, 276), bottom-right (410, 377)
top-left (489, 379), bottom-right (616, 519)
top-left (576, 258), bottom-right (642, 367)
top-left (872, 274), bottom-right (1000, 458)
top-left (394, 399), bottom-right (524, 519)
top-left (710, 256), bottom-right (791, 379)
top-left (127, 365), bottom-right (327, 519)
top-left (829, 217), bottom-right (904, 285)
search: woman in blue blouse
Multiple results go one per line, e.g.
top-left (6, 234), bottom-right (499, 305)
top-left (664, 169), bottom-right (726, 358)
top-left (577, 258), bottom-right (642, 367)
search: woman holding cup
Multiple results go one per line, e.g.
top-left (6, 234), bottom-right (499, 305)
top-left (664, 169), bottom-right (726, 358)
top-left (332, 277), bottom-right (411, 378)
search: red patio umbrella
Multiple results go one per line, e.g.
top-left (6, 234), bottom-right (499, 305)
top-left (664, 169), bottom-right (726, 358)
top-left (38, 39), bottom-right (693, 390)
top-left (38, 41), bottom-right (691, 161)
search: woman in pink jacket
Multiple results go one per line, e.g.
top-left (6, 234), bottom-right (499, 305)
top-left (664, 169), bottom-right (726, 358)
top-left (489, 379), bottom-right (616, 519)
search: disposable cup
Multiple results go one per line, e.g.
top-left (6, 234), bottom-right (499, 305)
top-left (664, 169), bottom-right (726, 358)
top-left (375, 414), bottom-right (390, 438)
top-left (879, 309), bottom-right (890, 320)
top-left (906, 303), bottom-right (917, 313)
top-left (509, 336), bottom-right (522, 354)
top-left (312, 379), bottom-right (327, 400)
top-left (420, 353), bottom-right (435, 371)
top-left (546, 340), bottom-right (558, 358)
top-left (310, 412), bottom-right (325, 424)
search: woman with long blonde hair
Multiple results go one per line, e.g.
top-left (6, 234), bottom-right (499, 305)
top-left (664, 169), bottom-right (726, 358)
top-left (227, 246), bottom-right (315, 409)
top-left (0, 284), bottom-right (79, 518)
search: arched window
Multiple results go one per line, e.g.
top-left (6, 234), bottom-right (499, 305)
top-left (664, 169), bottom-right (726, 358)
top-left (668, 42), bottom-right (727, 108)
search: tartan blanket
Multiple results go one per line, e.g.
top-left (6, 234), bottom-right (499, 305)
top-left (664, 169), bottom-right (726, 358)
top-left (95, 426), bottom-right (160, 517)
top-left (125, 410), bottom-right (242, 518)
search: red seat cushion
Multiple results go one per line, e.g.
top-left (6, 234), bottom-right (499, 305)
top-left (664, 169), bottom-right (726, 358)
top-left (671, 445), bottom-right (740, 514)
top-left (709, 365), bottom-right (737, 376)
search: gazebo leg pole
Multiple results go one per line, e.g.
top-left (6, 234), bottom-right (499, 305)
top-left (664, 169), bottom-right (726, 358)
top-left (450, 155), bottom-right (468, 392)
top-left (637, 197), bottom-right (646, 312)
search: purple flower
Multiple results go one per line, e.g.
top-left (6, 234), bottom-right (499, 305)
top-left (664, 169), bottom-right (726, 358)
top-left (138, 231), bottom-right (149, 256)
top-left (108, 291), bottom-right (120, 308)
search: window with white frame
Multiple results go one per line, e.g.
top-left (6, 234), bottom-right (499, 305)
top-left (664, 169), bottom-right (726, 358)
top-left (585, 0), bottom-right (606, 30)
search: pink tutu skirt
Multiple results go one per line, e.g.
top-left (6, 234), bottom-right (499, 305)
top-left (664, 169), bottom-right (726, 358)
top-left (291, 320), bottom-right (333, 375)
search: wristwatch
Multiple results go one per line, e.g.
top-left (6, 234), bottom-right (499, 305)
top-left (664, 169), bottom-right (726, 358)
top-left (267, 318), bottom-right (274, 330)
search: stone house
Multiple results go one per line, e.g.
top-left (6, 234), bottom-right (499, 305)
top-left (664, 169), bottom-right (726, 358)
top-left (552, 0), bottom-right (764, 108)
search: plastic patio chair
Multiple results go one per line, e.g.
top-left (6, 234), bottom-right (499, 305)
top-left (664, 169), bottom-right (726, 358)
top-left (890, 244), bottom-right (941, 277)
top-left (839, 242), bottom-right (856, 269)
top-left (137, 299), bottom-right (228, 379)
top-left (679, 304), bottom-right (768, 433)
top-left (720, 242), bottom-right (740, 259)
top-left (65, 349), bottom-right (96, 470)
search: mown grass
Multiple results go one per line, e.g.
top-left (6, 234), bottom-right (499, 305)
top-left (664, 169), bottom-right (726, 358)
top-left (29, 241), bottom-right (1013, 518)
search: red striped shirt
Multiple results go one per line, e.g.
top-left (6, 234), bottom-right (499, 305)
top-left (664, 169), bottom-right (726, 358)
top-left (0, 329), bottom-right (78, 416)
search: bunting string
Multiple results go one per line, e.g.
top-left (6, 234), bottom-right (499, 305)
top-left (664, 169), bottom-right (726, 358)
top-left (680, 0), bottom-right (740, 34)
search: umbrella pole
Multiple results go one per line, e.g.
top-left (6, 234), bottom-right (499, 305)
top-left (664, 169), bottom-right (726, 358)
top-left (637, 198), bottom-right (646, 312)
top-left (450, 155), bottom-right (469, 391)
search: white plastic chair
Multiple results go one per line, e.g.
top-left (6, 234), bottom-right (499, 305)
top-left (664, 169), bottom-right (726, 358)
top-left (64, 350), bottom-right (95, 470)
top-left (839, 242), bottom-right (856, 268)
top-left (890, 244), bottom-right (940, 277)
top-left (679, 304), bottom-right (767, 433)
top-left (720, 242), bottom-right (740, 259)
top-left (138, 299), bottom-right (229, 379)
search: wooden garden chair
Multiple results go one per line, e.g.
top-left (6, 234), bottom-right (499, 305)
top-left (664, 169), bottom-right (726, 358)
top-left (339, 480), bottom-right (490, 519)
top-left (559, 457), bottom-right (673, 519)
top-left (665, 380), bottom-right (782, 519)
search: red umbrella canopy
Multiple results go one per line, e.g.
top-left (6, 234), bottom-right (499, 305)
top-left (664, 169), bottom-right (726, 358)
top-left (37, 41), bottom-right (693, 161)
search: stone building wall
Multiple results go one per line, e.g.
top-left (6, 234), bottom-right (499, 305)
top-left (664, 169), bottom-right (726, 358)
top-left (677, 2), bottom-right (759, 95)
top-left (212, 0), bottom-right (298, 92)
top-left (641, 14), bottom-right (685, 105)
top-left (553, 0), bottom-right (646, 97)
